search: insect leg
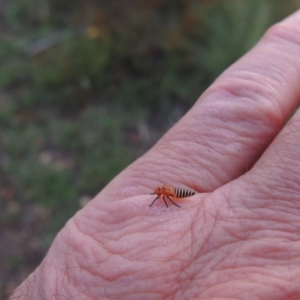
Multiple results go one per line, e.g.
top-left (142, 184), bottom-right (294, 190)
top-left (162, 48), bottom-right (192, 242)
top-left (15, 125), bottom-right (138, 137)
top-left (149, 196), bottom-right (159, 207)
top-left (167, 196), bottom-right (180, 208)
top-left (163, 197), bottom-right (169, 208)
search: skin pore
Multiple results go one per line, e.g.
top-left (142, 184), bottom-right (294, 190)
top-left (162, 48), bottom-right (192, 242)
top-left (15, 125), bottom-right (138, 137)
top-left (10, 10), bottom-right (300, 300)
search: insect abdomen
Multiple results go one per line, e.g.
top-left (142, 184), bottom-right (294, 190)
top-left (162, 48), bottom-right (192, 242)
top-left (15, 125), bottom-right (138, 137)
top-left (173, 187), bottom-right (195, 198)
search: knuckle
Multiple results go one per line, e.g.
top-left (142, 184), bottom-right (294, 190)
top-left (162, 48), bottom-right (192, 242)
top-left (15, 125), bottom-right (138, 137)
top-left (203, 83), bottom-right (283, 133)
top-left (263, 21), bottom-right (300, 49)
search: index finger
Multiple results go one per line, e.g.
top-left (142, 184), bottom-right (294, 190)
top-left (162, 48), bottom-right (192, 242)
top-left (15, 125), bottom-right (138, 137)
top-left (102, 10), bottom-right (300, 201)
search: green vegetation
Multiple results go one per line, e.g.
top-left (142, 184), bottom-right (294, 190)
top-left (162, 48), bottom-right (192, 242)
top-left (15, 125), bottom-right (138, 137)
top-left (0, 0), bottom-right (299, 297)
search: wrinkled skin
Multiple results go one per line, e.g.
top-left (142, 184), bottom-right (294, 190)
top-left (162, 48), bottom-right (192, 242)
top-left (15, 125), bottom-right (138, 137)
top-left (11, 10), bottom-right (300, 300)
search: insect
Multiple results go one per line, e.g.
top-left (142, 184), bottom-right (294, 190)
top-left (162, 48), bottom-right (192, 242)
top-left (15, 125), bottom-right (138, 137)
top-left (150, 185), bottom-right (195, 208)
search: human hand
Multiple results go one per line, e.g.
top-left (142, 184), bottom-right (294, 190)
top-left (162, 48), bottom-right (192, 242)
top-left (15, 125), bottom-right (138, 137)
top-left (11, 11), bottom-right (300, 300)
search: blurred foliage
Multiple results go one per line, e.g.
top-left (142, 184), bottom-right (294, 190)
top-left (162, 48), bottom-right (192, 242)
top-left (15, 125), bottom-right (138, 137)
top-left (1, 0), bottom-right (300, 298)
top-left (200, 0), bottom-right (283, 77)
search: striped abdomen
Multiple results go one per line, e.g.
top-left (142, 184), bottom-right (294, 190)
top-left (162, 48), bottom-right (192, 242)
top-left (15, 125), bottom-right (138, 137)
top-left (173, 187), bottom-right (195, 198)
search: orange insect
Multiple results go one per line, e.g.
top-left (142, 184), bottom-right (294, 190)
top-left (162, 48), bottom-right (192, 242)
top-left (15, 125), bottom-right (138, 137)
top-left (150, 185), bottom-right (195, 208)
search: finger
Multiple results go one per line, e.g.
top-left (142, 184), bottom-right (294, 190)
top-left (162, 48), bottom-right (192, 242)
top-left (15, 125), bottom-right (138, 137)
top-left (242, 107), bottom-right (300, 202)
top-left (103, 10), bottom-right (300, 200)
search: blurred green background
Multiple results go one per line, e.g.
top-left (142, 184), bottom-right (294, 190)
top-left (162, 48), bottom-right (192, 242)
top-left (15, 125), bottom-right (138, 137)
top-left (0, 0), bottom-right (299, 297)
